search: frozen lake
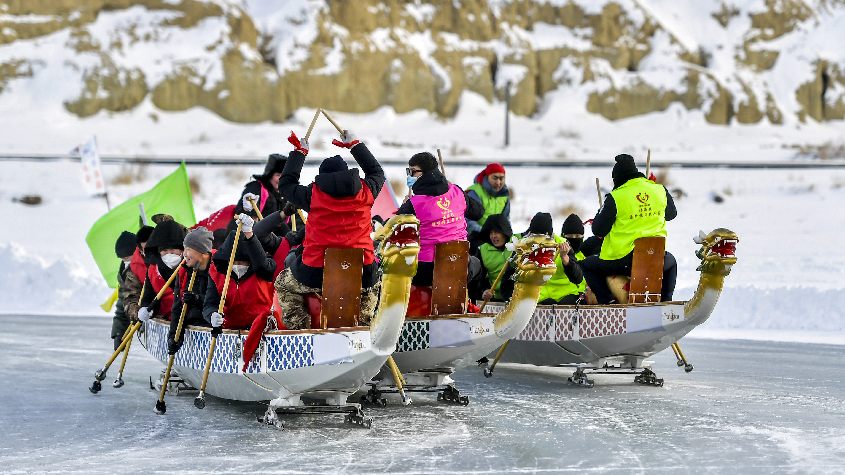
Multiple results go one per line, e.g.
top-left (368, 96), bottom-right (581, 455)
top-left (2, 314), bottom-right (844, 474)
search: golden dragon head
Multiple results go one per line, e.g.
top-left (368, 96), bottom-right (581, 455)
top-left (374, 214), bottom-right (421, 277)
top-left (507, 234), bottom-right (559, 283)
top-left (693, 228), bottom-right (738, 275)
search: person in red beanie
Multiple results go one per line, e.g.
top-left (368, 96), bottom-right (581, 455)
top-left (465, 163), bottom-right (509, 253)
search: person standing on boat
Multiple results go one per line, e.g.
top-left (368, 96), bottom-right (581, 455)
top-left (465, 163), bottom-right (510, 253)
top-left (234, 153), bottom-right (303, 235)
top-left (138, 219), bottom-right (187, 322)
top-left (473, 213), bottom-right (512, 302)
top-left (499, 212), bottom-right (582, 302)
top-left (167, 227), bottom-right (214, 354)
top-left (581, 154), bottom-right (678, 304)
top-left (397, 151), bottom-right (484, 286)
top-left (204, 215), bottom-right (280, 330)
top-left (536, 214), bottom-right (587, 305)
top-left (274, 128), bottom-right (385, 330)
top-left (111, 231), bottom-right (136, 350)
top-left (123, 225), bottom-right (153, 324)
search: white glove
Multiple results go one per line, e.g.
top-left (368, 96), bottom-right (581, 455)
top-left (237, 213), bottom-right (254, 233)
top-left (211, 311), bottom-right (224, 328)
top-left (242, 193), bottom-right (259, 212)
top-left (138, 307), bottom-right (152, 322)
top-left (341, 130), bottom-right (357, 145)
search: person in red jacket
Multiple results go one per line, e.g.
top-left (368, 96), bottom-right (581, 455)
top-left (138, 220), bottom-right (186, 322)
top-left (123, 225), bottom-right (153, 324)
top-left (203, 214), bottom-right (282, 330)
top-left (274, 128), bottom-right (385, 330)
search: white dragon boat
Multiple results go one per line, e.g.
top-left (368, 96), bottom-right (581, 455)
top-left (142, 215), bottom-right (421, 427)
top-left (360, 234), bottom-right (559, 406)
top-left (483, 228), bottom-right (738, 387)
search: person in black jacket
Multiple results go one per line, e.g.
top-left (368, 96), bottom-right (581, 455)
top-left (275, 129), bottom-right (385, 329)
top-left (234, 153), bottom-right (302, 235)
top-left (396, 151), bottom-right (484, 287)
top-left (112, 231), bottom-right (136, 350)
top-left (167, 227), bottom-right (213, 355)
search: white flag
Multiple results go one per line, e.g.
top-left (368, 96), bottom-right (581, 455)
top-left (79, 136), bottom-right (106, 196)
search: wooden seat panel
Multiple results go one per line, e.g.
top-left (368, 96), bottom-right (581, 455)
top-left (629, 236), bottom-right (665, 304)
top-left (320, 248), bottom-right (364, 328)
top-left (431, 241), bottom-right (469, 315)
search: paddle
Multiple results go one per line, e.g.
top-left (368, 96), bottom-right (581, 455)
top-left (155, 268), bottom-right (198, 414)
top-left (90, 260), bottom-right (185, 394)
top-left (195, 220), bottom-right (242, 409)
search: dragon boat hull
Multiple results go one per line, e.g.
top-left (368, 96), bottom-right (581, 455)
top-left (484, 301), bottom-right (694, 368)
top-left (144, 318), bottom-right (390, 402)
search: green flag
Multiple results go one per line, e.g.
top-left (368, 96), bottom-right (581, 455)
top-left (86, 163), bottom-right (196, 288)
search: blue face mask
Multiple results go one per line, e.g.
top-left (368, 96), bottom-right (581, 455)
top-left (406, 175), bottom-right (418, 189)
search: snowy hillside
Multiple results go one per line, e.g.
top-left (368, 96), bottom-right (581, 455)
top-left (0, 0), bottom-right (844, 161)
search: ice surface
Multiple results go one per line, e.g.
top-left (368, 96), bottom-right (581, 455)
top-left (2, 315), bottom-right (845, 473)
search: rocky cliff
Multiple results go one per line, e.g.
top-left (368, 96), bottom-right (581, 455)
top-left (1, 0), bottom-right (843, 125)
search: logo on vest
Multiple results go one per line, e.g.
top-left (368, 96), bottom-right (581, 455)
top-left (636, 192), bottom-right (649, 204)
top-left (432, 195), bottom-right (458, 227)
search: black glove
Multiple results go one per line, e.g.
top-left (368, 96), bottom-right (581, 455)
top-left (182, 291), bottom-right (202, 307)
top-left (285, 227), bottom-right (306, 247)
top-left (211, 326), bottom-right (223, 337)
top-left (282, 201), bottom-right (296, 217)
top-left (167, 335), bottom-right (183, 355)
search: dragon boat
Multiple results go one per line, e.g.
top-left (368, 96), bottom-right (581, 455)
top-left (482, 228), bottom-right (738, 387)
top-left (141, 215), bottom-right (421, 427)
top-left (360, 234), bottom-right (559, 406)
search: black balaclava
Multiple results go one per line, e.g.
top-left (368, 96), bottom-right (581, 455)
top-left (561, 214), bottom-right (584, 254)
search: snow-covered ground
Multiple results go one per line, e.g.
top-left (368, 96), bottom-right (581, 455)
top-left (0, 157), bottom-right (843, 343)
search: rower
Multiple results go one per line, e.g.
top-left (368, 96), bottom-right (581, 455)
top-left (138, 219), bottom-right (187, 322)
top-left (580, 154), bottom-right (678, 304)
top-left (168, 226), bottom-right (213, 355)
top-left (274, 128), bottom-right (385, 330)
top-left (465, 162), bottom-right (510, 254)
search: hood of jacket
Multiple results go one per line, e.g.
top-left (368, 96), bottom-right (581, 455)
top-left (480, 213), bottom-right (513, 247)
top-left (314, 168), bottom-right (362, 197)
top-left (411, 169), bottom-right (449, 196)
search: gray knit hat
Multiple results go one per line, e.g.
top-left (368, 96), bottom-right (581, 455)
top-left (184, 226), bottom-right (213, 255)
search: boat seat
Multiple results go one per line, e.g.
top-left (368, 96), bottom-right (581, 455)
top-left (431, 240), bottom-right (469, 315)
top-left (604, 236), bottom-right (665, 304)
top-left (313, 247), bottom-right (364, 329)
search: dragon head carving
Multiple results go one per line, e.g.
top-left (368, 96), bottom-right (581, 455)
top-left (693, 228), bottom-right (738, 274)
top-left (508, 234), bottom-right (559, 282)
top-left (375, 214), bottom-right (421, 276)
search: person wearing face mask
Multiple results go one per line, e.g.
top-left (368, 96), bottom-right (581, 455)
top-left (465, 163), bottom-right (510, 254)
top-left (498, 212), bottom-right (583, 303)
top-left (110, 231), bottom-right (136, 350)
top-left (167, 227), bottom-right (214, 355)
top-left (203, 214), bottom-right (280, 330)
top-left (123, 225), bottom-right (153, 325)
top-left (473, 214), bottom-right (512, 303)
top-left (138, 220), bottom-right (187, 322)
top-left (396, 151), bottom-right (484, 287)
top-left (535, 214), bottom-right (587, 305)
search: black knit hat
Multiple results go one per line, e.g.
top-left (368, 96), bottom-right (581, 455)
top-left (562, 214), bottom-right (584, 236)
top-left (612, 154), bottom-right (641, 189)
top-left (319, 155), bottom-right (348, 174)
top-left (145, 220), bottom-right (186, 254)
top-left (115, 231), bottom-right (137, 258)
top-left (263, 154), bottom-right (287, 177)
top-left (136, 225), bottom-right (154, 247)
top-left (527, 212), bottom-right (554, 236)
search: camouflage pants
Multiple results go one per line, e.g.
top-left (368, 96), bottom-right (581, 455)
top-left (275, 268), bottom-right (381, 330)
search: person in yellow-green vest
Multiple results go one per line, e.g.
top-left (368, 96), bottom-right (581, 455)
top-left (472, 214), bottom-right (513, 302)
top-left (466, 163), bottom-right (509, 254)
top-left (536, 214), bottom-right (587, 305)
top-left (581, 154), bottom-right (678, 304)
top-left (499, 212), bottom-right (582, 303)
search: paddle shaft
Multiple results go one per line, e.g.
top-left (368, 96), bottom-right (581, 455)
top-left (246, 197), bottom-right (263, 220)
top-left (304, 109), bottom-right (321, 142)
top-left (436, 149), bottom-right (446, 177)
top-left (480, 256), bottom-right (511, 312)
top-left (489, 340), bottom-right (511, 372)
top-left (158, 268), bottom-right (198, 403)
top-left (198, 221), bottom-right (243, 395)
top-left (596, 178), bottom-right (603, 207)
top-left (321, 109), bottom-right (344, 135)
top-left (646, 149), bottom-right (651, 178)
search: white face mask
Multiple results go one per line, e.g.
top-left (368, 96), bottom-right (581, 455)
top-left (122, 258), bottom-right (132, 265)
top-left (232, 265), bottom-right (249, 279)
top-left (161, 253), bottom-right (182, 269)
